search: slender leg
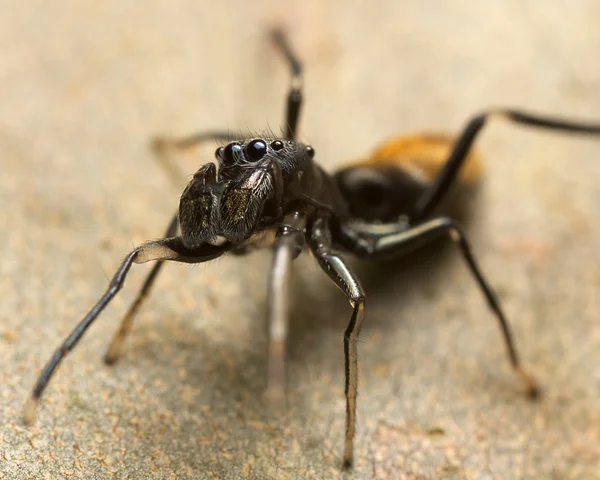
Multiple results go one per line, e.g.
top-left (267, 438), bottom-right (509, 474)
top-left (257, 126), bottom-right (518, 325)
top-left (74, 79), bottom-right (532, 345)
top-left (152, 29), bottom-right (303, 168)
top-left (107, 131), bottom-right (236, 363)
top-left (151, 130), bottom-right (235, 185)
top-left (152, 131), bottom-right (235, 152)
top-left (265, 212), bottom-right (306, 410)
top-left (414, 109), bottom-right (600, 220)
top-left (271, 29), bottom-right (303, 141)
top-left (309, 217), bottom-right (365, 469)
top-left (120, 132), bottom-right (233, 338)
top-left (104, 214), bottom-right (179, 364)
top-left (23, 238), bottom-right (228, 424)
top-left (340, 217), bottom-right (540, 399)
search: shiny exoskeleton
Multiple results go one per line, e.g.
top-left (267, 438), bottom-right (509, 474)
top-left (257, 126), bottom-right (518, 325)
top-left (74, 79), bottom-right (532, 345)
top-left (24, 29), bottom-right (600, 469)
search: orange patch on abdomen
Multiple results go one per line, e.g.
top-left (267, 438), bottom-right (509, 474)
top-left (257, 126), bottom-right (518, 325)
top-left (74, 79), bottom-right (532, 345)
top-left (356, 133), bottom-right (483, 185)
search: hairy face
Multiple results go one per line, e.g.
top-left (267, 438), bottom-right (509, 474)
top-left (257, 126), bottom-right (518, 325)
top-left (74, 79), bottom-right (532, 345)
top-left (178, 137), bottom-right (315, 247)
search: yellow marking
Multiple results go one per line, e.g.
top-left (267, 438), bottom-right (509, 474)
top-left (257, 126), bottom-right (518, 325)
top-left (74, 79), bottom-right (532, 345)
top-left (356, 132), bottom-right (483, 184)
top-left (134, 242), bottom-right (179, 263)
top-left (222, 189), bottom-right (251, 221)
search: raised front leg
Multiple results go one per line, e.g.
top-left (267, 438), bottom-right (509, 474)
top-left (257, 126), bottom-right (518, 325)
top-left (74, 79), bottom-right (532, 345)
top-left (24, 237), bottom-right (229, 424)
top-left (104, 214), bottom-right (179, 364)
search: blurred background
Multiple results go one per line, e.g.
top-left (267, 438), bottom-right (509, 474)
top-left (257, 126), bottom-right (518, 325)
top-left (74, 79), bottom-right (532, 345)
top-left (1, 1), bottom-right (600, 478)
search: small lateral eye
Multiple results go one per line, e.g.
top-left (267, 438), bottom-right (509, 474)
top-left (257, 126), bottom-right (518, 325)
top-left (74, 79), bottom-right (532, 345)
top-left (306, 145), bottom-right (315, 158)
top-left (223, 143), bottom-right (243, 163)
top-left (245, 139), bottom-right (268, 161)
top-left (271, 140), bottom-right (284, 151)
top-left (215, 146), bottom-right (224, 159)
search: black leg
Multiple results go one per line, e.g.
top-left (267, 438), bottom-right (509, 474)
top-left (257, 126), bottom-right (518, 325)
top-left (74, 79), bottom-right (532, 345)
top-left (309, 217), bottom-right (365, 469)
top-left (340, 217), bottom-right (540, 399)
top-left (23, 238), bottom-right (228, 424)
top-left (414, 109), bottom-right (600, 220)
top-left (265, 212), bottom-right (306, 410)
top-left (140, 131), bottom-right (233, 326)
top-left (271, 29), bottom-right (303, 141)
top-left (104, 214), bottom-right (179, 365)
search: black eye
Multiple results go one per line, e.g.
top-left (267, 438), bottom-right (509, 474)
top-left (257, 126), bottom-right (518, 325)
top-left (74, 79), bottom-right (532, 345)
top-left (271, 140), bottom-right (284, 151)
top-left (215, 146), bottom-right (224, 159)
top-left (306, 145), bottom-right (315, 158)
top-left (245, 139), bottom-right (268, 161)
top-left (223, 143), bottom-right (243, 163)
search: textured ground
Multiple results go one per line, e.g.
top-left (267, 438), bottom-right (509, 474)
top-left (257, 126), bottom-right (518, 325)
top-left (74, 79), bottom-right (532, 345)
top-left (1, 1), bottom-right (600, 479)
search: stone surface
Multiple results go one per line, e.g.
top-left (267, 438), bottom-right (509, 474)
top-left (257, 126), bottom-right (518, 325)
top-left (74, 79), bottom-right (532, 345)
top-left (1, 1), bottom-right (600, 479)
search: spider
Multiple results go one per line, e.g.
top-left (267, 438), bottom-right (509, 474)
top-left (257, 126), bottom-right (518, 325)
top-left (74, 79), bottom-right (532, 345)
top-left (24, 29), bottom-right (600, 469)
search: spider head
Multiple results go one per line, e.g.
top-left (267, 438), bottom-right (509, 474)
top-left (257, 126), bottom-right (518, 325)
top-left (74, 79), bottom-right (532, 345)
top-left (178, 137), bottom-right (316, 247)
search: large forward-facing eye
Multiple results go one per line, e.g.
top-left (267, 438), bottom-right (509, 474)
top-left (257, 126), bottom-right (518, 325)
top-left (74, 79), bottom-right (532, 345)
top-left (245, 139), bottom-right (268, 162)
top-left (222, 143), bottom-right (243, 164)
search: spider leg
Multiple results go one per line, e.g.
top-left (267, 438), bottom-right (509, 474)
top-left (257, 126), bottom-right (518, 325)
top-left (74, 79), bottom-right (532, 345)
top-left (151, 28), bottom-right (303, 185)
top-left (104, 214), bottom-right (179, 364)
top-left (151, 29), bottom-right (302, 187)
top-left (265, 212), bottom-right (306, 411)
top-left (23, 238), bottom-right (228, 425)
top-left (340, 217), bottom-right (540, 399)
top-left (414, 109), bottom-right (600, 220)
top-left (270, 29), bottom-right (303, 141)
top-left (309, 217), bottom-right (365, 469)
top-left (151, 131), bottom-right (235, 186)
top-left (105, 130), bottom-right (237, 362)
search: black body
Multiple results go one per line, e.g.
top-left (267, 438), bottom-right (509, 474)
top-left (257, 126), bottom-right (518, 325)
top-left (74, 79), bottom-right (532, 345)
top-left (24, 29), bottom-right (600, 470)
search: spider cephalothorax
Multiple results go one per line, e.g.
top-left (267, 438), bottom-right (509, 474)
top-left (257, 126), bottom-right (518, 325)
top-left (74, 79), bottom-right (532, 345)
top-left (178, 137), bottom-right (316, 246)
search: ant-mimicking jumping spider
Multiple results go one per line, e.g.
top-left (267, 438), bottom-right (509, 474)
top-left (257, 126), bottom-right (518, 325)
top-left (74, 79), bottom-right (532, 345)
top-left (24, 29), bottom-right (600, 469)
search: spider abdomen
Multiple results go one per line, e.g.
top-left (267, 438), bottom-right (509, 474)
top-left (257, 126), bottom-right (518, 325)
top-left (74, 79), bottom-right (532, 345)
top-left (334, 132), bottom-right (483, 222)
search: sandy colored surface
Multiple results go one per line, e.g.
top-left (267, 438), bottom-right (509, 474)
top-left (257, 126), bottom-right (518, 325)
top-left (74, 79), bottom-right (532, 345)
top-left (1, 1), bottom-right (600, 479)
